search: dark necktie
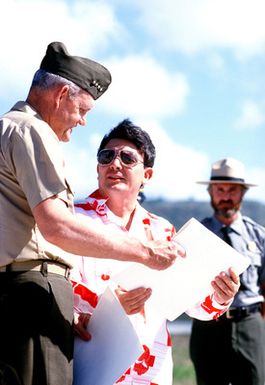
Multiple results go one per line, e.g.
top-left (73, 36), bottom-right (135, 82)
top-left (221, 226), bottom-right (233, 247)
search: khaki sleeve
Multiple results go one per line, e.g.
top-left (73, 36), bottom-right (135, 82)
top-left (6, 124), bottom-right (68, 209)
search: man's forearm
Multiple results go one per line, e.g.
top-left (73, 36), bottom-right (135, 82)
top-left (33, 196), bottom-right (181, 270)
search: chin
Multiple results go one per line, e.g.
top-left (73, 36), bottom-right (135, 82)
top-left (216, 208), bottom-right (238, 218)
top-left (61, 132), bottom-right (72, 142)
top-left (109, 184), bottom-right (125, 190)
top-left (61, 137), bottom-right (70, 143)
top-left (107, 185), bottom-right (128, 194)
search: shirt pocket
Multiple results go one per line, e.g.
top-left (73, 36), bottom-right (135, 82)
top-left (241, 249), bottom-right (262, 286)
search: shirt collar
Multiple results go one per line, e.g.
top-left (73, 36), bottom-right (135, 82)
top-left (11, 101), bottom-right (59, 142)
top-left (85, 189), bottom-right (142, 228)
top-left (213, 212), bottom-right (244, 236)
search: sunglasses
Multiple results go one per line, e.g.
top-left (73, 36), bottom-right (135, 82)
top-left (97, 149), bottom-right (143, 167)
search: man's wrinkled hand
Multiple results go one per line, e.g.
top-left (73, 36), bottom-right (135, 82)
top-left (143, 239), bottom-right (186, 270)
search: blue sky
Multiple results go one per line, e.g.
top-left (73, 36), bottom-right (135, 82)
top-left (1, 0), bottom-right (265, 202)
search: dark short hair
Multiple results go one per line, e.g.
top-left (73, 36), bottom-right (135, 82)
top-left (97, 119), bottom-right (156, 167)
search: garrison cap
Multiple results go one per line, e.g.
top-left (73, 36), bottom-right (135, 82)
top-left (40, 41), bottom-right (111, 99)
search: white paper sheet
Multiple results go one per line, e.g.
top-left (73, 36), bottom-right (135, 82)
top-left (112, 217), bottom-right (250, 321)
top-left (73, 287), bottom-right (143, 385)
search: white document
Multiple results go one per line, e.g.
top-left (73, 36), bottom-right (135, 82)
top-left (113, 217), bottom-right (250, 321)
top-left (73, 287), bottom-right (143, 385)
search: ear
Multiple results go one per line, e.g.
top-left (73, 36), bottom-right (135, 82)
top-left (55, 85), bottom-right (70, 108)
top-left (143, 167), bottom-right (153, 185)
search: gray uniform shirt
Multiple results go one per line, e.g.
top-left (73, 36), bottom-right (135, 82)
top-left (0, 101), bottom-right (75, 267)
top-left (202, 213), bottom-right (265, 307)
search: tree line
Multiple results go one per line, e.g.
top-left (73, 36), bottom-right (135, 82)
top-left (142, 198), bottom-right (265, 230)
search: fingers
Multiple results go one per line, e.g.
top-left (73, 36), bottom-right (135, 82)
top-left (116, 287), bottom-right (152, 315)
top-left (153, 254), bottom-right (176, 270)
top-left (171, 240), bottom-right (186, 258)
top-left (228, 267), bottom-right (240, 285)
top-left (74, 313), bottom-right (91, 341)
top-left (145, 240), bottom-right (186, 271)
top-left (212, 267), bottom-right (240, 305)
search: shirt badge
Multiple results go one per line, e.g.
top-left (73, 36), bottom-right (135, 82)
top-left (247, 241), bottom-right (256, 252)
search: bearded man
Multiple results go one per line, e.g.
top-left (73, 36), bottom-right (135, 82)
top-left (189, 157), bottom-right (265, 385)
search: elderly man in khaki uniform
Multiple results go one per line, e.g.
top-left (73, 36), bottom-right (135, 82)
top-left (0, 42), bottom-right (184, 385)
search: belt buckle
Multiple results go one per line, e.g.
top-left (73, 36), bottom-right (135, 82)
top-left (240, 307), bottom-right (248, 317)
top-left (65, 267), bottom-right (70, 279)
top-left (225, 307), bottom-right (249, 320)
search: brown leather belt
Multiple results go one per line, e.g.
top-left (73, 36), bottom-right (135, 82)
top-left (0, 260), bottom-right (71, 278)
top-left (220, 303), bottom-right (262, 320)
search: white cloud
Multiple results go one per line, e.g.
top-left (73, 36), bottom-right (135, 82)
top-left (62, 132), bottom-right (101, 198)
top-left (138, 120), bottom-right (210, 200)
top-left (206, 52), bottom-right (226, 73)
top-left (1, 0), bottom-right (264, 205)
top-left (62, 120), bottom-right (265, 203)
top-left (0, 0), bottom-right (120, 98)
top-left (235, 100), bottom-right (265, 130)
top-left (63, 119), bottom-right (210, 201)
top-left (247, 167), bottom-right (265, 202)
top-left (132, 0), bottom-right (265, 58)
top-left (101, 55), bottom-right (189, 118)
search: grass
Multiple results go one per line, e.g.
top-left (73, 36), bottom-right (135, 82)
top-left (172, 334), bottom-right (196, 385)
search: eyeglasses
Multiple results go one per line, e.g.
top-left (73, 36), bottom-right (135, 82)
top-left (97, 149), bottom-right (143, 167)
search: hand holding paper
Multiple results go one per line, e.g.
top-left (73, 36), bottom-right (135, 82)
top-left (211, 267), bottom-right (240, 306)
top-left (74, 287), bottom-right (143, 385)
top-left (113, 218), bottom-right (250, 321)
top-left (115, 286), bottom-right (152, 315)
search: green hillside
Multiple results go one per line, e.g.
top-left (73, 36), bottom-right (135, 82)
top-left (142, 199), bottom-right (265, 230)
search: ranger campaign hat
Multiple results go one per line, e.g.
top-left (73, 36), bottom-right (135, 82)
top-left (197, 157), bottom-right (257, 187)
top-left (40, 41), bottom-right (111, 99)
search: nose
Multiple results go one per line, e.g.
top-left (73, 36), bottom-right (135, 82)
top-left (110, 156), bottom-right (122, 169)
top-left (221, 191), bottom-right (233, 200)
top-left (79, 116), bottom-right (86, 126)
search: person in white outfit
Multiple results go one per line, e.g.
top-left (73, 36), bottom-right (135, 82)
top-left (71, 119), bottom-right (240, 385)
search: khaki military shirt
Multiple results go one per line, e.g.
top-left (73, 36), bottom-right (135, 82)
top-left (0, 101), bottom-right (74, 267)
